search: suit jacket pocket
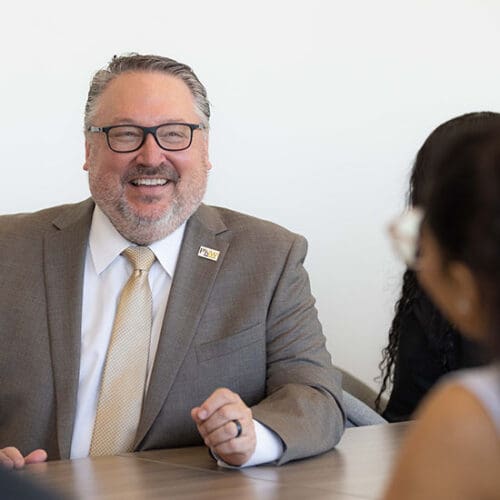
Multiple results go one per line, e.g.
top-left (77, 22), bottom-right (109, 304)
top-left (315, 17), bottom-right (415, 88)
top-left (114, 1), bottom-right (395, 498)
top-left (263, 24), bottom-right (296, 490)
top-left (196, 322), bottom-right (264, 362)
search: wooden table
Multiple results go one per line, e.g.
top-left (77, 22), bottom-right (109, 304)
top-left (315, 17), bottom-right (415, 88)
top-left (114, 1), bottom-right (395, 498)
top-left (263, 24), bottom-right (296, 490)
top-left (20, 423), bottom-right (409, 500)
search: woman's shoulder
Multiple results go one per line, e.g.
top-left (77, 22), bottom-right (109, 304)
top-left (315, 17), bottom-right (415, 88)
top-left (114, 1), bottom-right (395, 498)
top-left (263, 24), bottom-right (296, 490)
top-left (384, 367), bottom-right (500, 499)
top-left (413, 371), bottom-right (500, 496)
top-left (440, 365), bottom-right (500, 432)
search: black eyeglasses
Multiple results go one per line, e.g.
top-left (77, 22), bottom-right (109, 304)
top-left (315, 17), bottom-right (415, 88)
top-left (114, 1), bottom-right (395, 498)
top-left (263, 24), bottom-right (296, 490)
top-left (87, 122), bottom-right (206, 153)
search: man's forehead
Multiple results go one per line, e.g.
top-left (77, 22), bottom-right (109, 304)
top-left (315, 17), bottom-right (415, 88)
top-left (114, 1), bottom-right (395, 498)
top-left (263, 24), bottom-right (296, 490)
top-left (94, 70), bottom-right (197, 122)
top-left (101, 71), bottom-right (193, 101)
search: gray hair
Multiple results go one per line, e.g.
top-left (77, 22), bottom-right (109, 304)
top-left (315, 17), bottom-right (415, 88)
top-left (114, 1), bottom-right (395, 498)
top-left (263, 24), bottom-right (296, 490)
top-left (84, 53), bottom-right (210, 130)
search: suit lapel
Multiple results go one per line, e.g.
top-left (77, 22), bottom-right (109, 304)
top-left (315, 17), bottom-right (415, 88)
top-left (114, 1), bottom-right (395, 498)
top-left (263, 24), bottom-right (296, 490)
top-left (44, 199), bottom-right (94, 459)
top-left (135, 205), bottom-right (231, 446)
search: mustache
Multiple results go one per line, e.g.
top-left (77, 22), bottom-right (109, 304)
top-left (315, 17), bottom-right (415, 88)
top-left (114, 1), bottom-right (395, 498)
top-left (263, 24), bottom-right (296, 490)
top-left (122, 165), bottom-right (180, 183)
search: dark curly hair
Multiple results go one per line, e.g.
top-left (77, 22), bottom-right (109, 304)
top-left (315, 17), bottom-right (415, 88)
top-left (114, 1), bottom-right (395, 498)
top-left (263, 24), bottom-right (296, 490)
top-left (376, 112), bottom-right (500, 411)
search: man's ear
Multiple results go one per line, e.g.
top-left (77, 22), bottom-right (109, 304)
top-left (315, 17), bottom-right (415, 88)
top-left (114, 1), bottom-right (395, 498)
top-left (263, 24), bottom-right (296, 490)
top-left (83, 140), bottom-right (91, 171)
top-left (202, 133), bottom-right (213, 171)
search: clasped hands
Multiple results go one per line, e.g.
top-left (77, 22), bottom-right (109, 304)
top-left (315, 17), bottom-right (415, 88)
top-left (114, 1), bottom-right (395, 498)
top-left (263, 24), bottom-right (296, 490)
top-left (0, 387), bottom-right (256, 469)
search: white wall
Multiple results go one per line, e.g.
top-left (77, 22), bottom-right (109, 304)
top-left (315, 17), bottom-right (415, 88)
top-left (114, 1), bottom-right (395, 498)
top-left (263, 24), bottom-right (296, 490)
top-left (2, 0), bottom-right (500, 391)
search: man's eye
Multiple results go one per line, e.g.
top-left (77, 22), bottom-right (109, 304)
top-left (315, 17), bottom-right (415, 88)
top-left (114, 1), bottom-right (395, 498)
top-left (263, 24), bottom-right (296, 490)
top-left (160, 131), bottom-right (186, 140)
top-left (114, 130), bottom-right (141, 138)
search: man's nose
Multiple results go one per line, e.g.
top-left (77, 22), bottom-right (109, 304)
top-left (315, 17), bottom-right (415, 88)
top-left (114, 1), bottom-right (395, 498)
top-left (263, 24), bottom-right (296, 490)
top-left (136, 132), bottom-right (165, 166)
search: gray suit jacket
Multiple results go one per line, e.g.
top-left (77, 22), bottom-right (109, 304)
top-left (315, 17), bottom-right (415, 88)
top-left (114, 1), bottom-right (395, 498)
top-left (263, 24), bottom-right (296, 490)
top-left (0, 199), bottom-right (344, 464)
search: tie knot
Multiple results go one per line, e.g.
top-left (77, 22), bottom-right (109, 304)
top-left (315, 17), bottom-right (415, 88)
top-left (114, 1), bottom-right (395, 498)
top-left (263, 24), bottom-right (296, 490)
top-left (122, 246), bottom-right (156, 271)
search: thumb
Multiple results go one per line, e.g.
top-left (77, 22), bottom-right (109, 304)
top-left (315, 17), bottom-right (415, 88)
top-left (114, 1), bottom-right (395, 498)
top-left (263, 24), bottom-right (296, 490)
top-left (24, 449), bottom-right (48, 464)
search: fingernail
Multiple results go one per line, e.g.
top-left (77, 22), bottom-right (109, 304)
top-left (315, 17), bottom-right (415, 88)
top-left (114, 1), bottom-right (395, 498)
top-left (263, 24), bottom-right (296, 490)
top-left (199, 409), bottom-right (207, 420)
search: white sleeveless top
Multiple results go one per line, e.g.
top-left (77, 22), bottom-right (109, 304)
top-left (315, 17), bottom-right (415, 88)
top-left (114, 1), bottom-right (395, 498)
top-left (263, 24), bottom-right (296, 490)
top-left (450, 364), bottom-right (500, 433)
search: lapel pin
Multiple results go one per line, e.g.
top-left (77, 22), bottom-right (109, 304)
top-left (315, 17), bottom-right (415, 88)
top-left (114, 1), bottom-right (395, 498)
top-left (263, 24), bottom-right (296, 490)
top-left (198, 246), bottom-right (220, 262)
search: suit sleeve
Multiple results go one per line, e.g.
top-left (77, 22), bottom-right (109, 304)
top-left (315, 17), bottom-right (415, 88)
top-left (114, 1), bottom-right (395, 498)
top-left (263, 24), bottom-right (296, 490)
top-left (250, 234), bottom-right (345, 464)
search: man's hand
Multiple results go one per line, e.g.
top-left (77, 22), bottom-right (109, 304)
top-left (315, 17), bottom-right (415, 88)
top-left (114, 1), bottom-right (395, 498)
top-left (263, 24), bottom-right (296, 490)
top-left (191, 388), bottom-right (256, 466)
top-left (0, 447), bottom-right (47, 469)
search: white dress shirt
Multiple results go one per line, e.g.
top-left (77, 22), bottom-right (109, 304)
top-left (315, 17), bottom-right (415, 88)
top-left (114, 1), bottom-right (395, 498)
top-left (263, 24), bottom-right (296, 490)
top-left (70, 206), bottom-right (283, 466)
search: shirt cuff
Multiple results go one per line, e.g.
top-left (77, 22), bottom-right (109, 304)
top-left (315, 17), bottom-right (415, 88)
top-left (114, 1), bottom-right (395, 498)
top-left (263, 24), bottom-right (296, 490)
top-left (216, 419), bottom-right (284, 468)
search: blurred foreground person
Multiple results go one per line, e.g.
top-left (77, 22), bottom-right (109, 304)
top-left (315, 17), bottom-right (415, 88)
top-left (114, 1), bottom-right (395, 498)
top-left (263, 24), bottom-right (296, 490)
top-left (377, 113), bottom-right (497, 420)
top-left (384, 122), bottom-right (500, 499)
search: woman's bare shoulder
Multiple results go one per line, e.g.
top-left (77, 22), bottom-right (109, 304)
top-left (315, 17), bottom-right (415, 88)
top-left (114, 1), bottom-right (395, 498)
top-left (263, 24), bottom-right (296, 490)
top-left (383, 381), bottom-right (500, 500)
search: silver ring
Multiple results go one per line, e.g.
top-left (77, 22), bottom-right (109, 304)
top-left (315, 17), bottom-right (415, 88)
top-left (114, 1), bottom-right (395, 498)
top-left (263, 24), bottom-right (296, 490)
top-left (233, 419), bottom-right (242, 438)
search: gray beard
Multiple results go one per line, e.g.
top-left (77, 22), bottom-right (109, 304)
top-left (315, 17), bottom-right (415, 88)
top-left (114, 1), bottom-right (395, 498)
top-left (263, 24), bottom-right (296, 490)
top-left (109, 194), bottom-right (203, 245)
top-left (111, 199), bottom-right (201, 245)
top-left (88, 162), bottom-right (208, 245)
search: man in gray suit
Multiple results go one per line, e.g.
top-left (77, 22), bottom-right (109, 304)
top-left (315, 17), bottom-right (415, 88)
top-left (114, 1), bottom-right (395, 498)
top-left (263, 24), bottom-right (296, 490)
top-left (0, 54), bottom-right (344, 469)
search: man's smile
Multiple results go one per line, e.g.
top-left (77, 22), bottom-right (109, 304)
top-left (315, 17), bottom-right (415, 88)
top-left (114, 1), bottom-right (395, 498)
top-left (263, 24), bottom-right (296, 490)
top-left (130, 177), bottom-right (169, 186)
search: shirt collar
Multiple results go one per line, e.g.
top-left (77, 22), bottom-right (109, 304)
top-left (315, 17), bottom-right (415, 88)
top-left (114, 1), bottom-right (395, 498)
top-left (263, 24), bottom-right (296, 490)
top-left (89, 205), bottom-right (186, 278)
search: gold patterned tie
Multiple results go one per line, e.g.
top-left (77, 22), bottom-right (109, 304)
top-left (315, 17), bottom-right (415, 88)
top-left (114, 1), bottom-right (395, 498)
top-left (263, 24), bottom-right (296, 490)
top-left (90, 246), bottom-right (156, 456)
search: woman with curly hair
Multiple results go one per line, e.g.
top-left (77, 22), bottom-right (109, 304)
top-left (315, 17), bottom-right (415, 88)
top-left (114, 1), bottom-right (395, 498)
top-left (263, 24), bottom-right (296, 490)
top-left (383, 115), bottom-right (500, 499)
top-left (377, 112), bottom-right (500, 421)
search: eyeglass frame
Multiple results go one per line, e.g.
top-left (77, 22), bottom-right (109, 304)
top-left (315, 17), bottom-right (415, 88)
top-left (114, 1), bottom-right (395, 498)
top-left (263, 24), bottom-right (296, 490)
top-left (387, 207), bottom-right (425, 270)
top-left (87, 122), bottom-right (206, 153)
